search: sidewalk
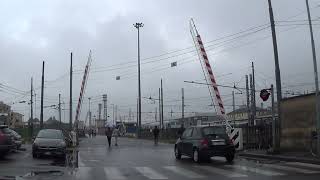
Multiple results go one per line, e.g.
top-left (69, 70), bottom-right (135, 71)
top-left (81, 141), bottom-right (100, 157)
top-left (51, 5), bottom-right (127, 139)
top-left (238, 149), bottom-right (320, 164)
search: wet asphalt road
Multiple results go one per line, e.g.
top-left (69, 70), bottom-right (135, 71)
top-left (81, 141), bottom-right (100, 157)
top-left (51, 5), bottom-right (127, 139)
top-left (1, 135), bottom-right (320, 180)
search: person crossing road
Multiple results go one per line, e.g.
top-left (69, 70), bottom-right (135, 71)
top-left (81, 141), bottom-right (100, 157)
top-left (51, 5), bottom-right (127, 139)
top-left (113, 127), bottom-right (120, 146)
top-left (105, 127), bottom-right (113, 147)
top-left (153, 126), bottom-right (160, 145)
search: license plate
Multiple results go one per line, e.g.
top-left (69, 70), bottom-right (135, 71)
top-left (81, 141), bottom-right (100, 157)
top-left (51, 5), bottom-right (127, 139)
top-left (44, 152), bottom-right (51, 155)
top-left (212, 141), bottom-right (225, 145)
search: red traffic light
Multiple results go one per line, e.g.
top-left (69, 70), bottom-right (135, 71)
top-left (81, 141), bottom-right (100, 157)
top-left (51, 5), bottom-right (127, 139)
top-left (260, 89), bottom-right (270, 101)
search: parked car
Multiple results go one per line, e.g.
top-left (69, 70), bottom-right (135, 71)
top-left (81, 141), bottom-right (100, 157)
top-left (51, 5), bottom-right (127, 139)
top-left (174, 125), bottom-right (235, 163)
top-left (0, 125), bottom-right (15, 157)
top-left (7, 129), bottom-right (22, 150)
top-left (32, 129), bottom-right (67, 158)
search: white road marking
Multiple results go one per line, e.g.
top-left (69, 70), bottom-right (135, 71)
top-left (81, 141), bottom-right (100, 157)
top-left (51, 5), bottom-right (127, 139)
top-left (163, 166), bottom-right (204, 178)
top-left (104, 167), bottom-right (126, 179)
top-left (22, 153), bottom-right (30, 159)
top-left (78, 152), bottom-right (85, 167)
top-left (76, 167), bottom-right (91, 180)
top-left (195, 165), bottom-right (247, 178)
top-left (226, 165), bottom-right (286, 176)
top-left (286, 162), bottom-right (320, 169)
top-left (263, 163), bottom-right (320, 174)
top-left (135, 167), bottom-right (168, 179)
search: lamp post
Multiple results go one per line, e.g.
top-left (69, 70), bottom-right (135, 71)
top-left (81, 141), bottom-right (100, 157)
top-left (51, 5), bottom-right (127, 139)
top-left (134, 22), bottom-right (143, 137)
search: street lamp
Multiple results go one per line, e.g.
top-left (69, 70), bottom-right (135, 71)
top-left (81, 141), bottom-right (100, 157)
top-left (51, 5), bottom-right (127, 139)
top-left (134, 22), bottom-right (143, 137)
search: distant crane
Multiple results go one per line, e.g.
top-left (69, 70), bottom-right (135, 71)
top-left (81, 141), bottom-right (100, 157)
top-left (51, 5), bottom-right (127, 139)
top-left (189, 19), bottom-right (232, 131)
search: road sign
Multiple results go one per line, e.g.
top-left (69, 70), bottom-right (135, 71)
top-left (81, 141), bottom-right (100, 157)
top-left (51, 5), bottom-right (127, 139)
top-left (260, 89), bottom-right (270, 101)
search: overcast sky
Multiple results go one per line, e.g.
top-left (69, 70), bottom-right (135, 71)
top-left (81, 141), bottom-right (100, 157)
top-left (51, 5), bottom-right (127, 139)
top-left (1, 0), bottom-right (320, 125)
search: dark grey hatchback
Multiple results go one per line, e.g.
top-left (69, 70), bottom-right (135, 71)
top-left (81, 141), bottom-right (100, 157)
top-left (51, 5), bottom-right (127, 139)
top-left (174, 126), bottom-right (235, 163)
top-left (32, 129), bottom-right (67, 158)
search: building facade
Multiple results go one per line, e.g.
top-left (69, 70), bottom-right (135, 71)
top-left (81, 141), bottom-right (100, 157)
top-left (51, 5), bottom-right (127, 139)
top-left (227, 105), bottom-right (274, 125)
top-left (10, 112), bottom-right (23, 128)
top-left (0, 101), bottom-right (11, 125)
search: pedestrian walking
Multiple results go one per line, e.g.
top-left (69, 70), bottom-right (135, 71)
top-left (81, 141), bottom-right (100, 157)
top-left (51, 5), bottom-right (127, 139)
top-left (153, 126), bottom-right (160, 145)
top-left (177, 124), bottom-right (185, 138)
top-left (113, 127), bottom-right (120, 146)
top-left (105, 127), bottom-right (113, 147)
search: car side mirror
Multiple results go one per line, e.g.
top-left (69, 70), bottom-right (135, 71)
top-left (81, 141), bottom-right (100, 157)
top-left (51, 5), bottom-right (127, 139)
top-left (31, 136), bottom-right (35, 141)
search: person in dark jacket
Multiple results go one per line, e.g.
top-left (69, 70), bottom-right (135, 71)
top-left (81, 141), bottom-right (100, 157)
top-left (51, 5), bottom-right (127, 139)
top-left (153, 126), bottom-right (160, 145)
top-left (105, 127), bottom-right (113, 147)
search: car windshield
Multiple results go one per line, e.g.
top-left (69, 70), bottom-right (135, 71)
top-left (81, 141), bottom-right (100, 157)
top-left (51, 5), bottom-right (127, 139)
top-left (37, 130), bottom-right (63, 139)
top-left (202, 127), bottom-right (226, 136)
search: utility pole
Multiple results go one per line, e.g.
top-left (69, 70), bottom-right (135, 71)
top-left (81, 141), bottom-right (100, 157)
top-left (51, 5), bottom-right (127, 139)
top-left (115, 105), bottom-right (118, 125)
top-left (245, 75), bottom-right (250, 123)
top-left (112, 104), bottom-right (115, 126)
top-left (182, 88), bottom-right (185, 120)
top-left (98, 103), bottom-right (102, 121)
top-left (251, 62), bottom-right (256, 124)
top-left (161, 79), bottom-right (164, 129)
top-left (30, 77), bottom-right (33, 137)
top-left (40, 61), bottom-right (44, 129)
top-left (232, 91), bottom-right (235, 125)
top-left (59, 94), bottom-right (61, 129)
top-left (249, 74), bottom-right (253, 126)
top-left (271, 84), bottom-right (276, 150)
top-left (268, 0), bottom-right (282, 152)
top-left (155, 108), bottom-right (157, 122)
top-left (34, 93), bottom-right (36, 120)
top-left (306, 0), bottom-right (320, 156)
top-left (88, 97), bottom-right (91, 129)
top-left (136, 98), bottom-right (138, 136)
top-left (69, 52), bottom-right (73, 131)
top-left (159, 88), bottom-right (162, 128)
top-left (134, 22), bottom-right (143, 137)
top-left (103, 94), bottom-right (107, 125)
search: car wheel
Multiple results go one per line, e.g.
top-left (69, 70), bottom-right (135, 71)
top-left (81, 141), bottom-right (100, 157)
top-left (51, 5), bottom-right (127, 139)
top-left (32, 152), bottom-right (37, 158)
top-left (174, 146), bottom-right (181, 160)
top-left (226, 153), bottom-right (234, 163)
top-left (193, 149), bottom-right (201, 163)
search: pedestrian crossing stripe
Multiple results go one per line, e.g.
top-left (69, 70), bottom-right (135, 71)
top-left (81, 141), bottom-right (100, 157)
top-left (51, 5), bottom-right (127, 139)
top-left (135, 167), bottom-right (168, 179)
top-left (285, 162), bottom-right (320, 169)
top-left (262, 163), bottom-right (320, 174)
top-left (75, 163), bottom-right (320, 180)
top-left (104, 167), bottom-right (127, 179)
top-left (163, 166), bottom-right (204, 178)
top-left (225, 164), bottom-right (286, 176)
top-left (194, 165), bottom-right (248, 178)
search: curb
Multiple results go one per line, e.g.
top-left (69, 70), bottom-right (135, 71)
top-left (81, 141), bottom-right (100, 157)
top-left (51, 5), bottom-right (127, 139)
top-left (238, 152), bottom-right (320, 165)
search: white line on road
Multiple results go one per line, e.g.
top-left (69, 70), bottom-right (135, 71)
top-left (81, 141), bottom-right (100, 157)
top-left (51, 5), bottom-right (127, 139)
top-left (163, 166), bottom-right (205, 178)
top-left (22, 153), bottom-right (30, 159)
top-left (195, 165), bottom-right (247, 178)
top-left (104, 167), bottom-right (127, 179)
top-left (76, 167), bottom-right (91, 180)
top-left (285, 162), bottom-right (320, 169)
top-left (78, 152), bottom-right (85, 167)
top-left (262, 163), bottom-right (320, 174)
top-left (135, 167), bottom-right (168, 179)
top-left (225, 165), bottom-right (286, 176)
